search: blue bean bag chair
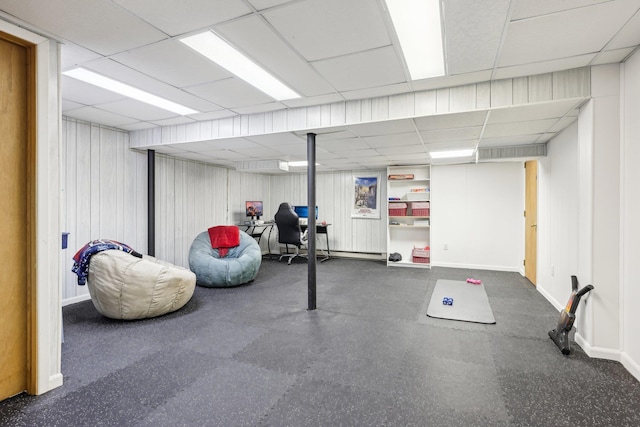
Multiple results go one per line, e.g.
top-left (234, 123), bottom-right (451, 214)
top-left (188, 228), bottom-right (261, 287)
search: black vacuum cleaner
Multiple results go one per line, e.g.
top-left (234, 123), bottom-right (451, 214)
top-left (548, 275), bottom-right (594, 355)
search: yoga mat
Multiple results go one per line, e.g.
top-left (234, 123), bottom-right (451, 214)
top-left (426, 279), bottom-right (496, 324)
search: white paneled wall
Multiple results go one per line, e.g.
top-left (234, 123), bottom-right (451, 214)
top-left (61, 118), bottom-right (147, 302)
top-left (269, 171), bottom-right (387, 255)
top-left (155, 155), bottom-right (229, 268)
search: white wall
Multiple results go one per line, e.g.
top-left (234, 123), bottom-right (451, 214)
top-left (269, 171), bottom-right (387, 255)
top-left (537, 121), bottom-right (580, 308)
top-left (61, 118), bottom-right (148, 304)
top-left (430, 162), bottom-right (524, 271)
top-left (621, 52), bottom-right (640, 379)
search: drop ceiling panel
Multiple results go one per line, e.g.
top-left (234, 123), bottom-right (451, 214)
top-left (1, 0), bottom-right (167, 55)
top-left (500, 2), bottom-right (639, 67)
top-left (233, 146), bottom-right (286, 157)
top-left (607, 9), bottom-right (640, 50)
top-left (61, 42), bottom-right (103, 70)
top-left (184, 78), bottom-right (274, 108)
top-left (483, 119), bottom-right (558, 138)
top-left (312, 47), bottom-right (405, 92)
top-left (150, 116), bottom-right (197, 127)
top-left (419, 127), bottom-right (483, 143)
top-left (363, 132), bottom-right (422, 148)
top-left (63, 106), bottom-right (138, 128)
top-left (489, 100), bottom-right (581, 124)
top-left (422, 140), bottom-right (477, 151)
top-left (443, 0), bottom-right (510, 74)
top-left (231, 102), bottom-right (286, 115)
top-left (317, 139), bottom-right (371, 152)
top-left (61, 77), bottom-right (127, 105)
top-left (80, 58), bottom-right (224, 113)
top-left (248, 0), bottom-right (292, 11)
top-left (119, 122), bottom-right (158, 132)
top-left (216, 15), bottom-right (336, 97)
top-left (341, 83), bottom-right (412, 101)
top-left (375, 144), bottom-right (426, 156)
top-left (248, 133), bottom-right (305, 146)
top-left (548, 116), bottom-right (579, 132)
top-left (592, 47), bottom-right (635, 65)
top-left (511, 0), bottom-right (613, 20)
top-left (111, 39), bottom-right (231, 88)
top-left (97, 99), bottom-right (179, 121)
top-left (272, 144), bottom-right (307, 157)
top-left (195, 150), bottom-right (247, 160)
top-left (263, 0), bottom-right (390, 61)
top-left (414, 111), bottom-right (487, 131)
top-left (112, 0), bottom-right (252, 37)
top-left (348, 119), bottom-right (415, 137)
top-left (337, 149), bottom-right (380, 158)
top-left (493, 54), bottom-right (595, 80)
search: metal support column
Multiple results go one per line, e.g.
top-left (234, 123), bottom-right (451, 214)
top-left (147, 149), bottom-right (155, 256)
top-left (307, 133), bottom-right (317, 310)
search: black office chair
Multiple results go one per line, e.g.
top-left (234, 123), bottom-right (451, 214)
top-left (274, 202), bottom-right (307, 264)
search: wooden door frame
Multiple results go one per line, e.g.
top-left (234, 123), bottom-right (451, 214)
top-left (1, 30), bottom-right (38, 395)
top-left (524, 160), bottom-right (538, 285)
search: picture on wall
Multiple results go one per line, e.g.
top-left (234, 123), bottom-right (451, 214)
top-left (352, 174), bottom-right (381, 219)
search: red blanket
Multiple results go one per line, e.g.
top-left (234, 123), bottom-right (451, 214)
top-left (208, 226), bottom-right (240, 257)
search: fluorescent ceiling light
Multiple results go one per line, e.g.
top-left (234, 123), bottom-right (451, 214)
top-left (288, 161), bottom-right (320, 167)
top-left (429, 149), bottom-right (474, 159)
top-left (385, 0), bottom-right (445, 80)
top-left (180, 31), bottom-right (301, 101)
top-left (63, 68), bottom-right (198, 115)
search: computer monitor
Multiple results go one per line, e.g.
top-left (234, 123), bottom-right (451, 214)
top-left (293, 205), bottom-right (318, 219)
top-left (245, 201), bottom-right (263, 220)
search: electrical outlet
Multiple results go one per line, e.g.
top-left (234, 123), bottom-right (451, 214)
top-left (443, 243), bottom-right (448, 250)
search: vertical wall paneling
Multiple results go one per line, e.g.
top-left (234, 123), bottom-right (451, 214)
top-left (61, 118), bottom-right (147, 303)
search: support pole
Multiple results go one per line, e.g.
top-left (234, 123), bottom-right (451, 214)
top-left (307, 133), bottom-right (317, 310)
top-left (147, 149), bottom-right (155, 256)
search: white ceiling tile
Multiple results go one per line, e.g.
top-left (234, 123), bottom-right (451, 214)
top-left (272, 144), bottom-right (307, 156)
top-left (217, 15), bottom-right (335, 97)
top-left (608, 9), bottom-right (640, 50)
top-left (60, 42), bottom-right (102, 71)
top-left (592, 47), bottom-right (635, 65)
top-left (548, 116), bottom-right (579, 132)
top-left (363, 132), bottom-right (422, 148)
top-left (511, 0), bottom-right (614, 20)
top-left (119, 122), bottom-right (159, 132)
top-left (150, 116), bottom-right (197, 127)
top-left (375, 145), bottom-right (426, 156)
top-left (500, 2), bottom-right (639, 67)
top-left (233, 146), bottom-right (286, 157)
top-left (1, 0), bottom-right (167, 55)
top-left (264, 0), bottom-right (390, 61)
top-left (411, 70), bottom-right (493, 91)
top-left (281, 93), bottom-right (344, 109)
top-left (112, 0), bottom-right (251, 36)
top-left (61, 76), bottom-right (126, 105)
top-left (483, 119), bottom-right (558, 138)
top-left (248, 133), bottom-right (305, 146)
top-left (341, 83), bottom-right (412, 101)
top-left (488, 100), bottom-right (582, 124)
top-left (443, 0), bottom-right (511, 74)
top-left (493, 54), bottom-right (595, 80)
top-left (420, 127), bottom-right (482, 143)
top-left (349, 119), bottom-right (415, 137)
top-left (337, 149), bottom-right (380, 158)
top-left (97, 99), bottom-right (178, 121)
top-left (185, 78), bottom-right (274, 108)
top-left (205, 138), bottom-right (262, 150)
top-left (195, 150), bottom-right (248, 160)
top-left (189, 111), bottom-right (238, 121)
top-left (248, 0), bottom-right (292, 11)
top-left (149, 145), bottom-right (189, 154)
top-left (312, 47), bottom-right (405, 92)
top-left (231, 102), bottom-right (286, 115)
top-left (422, 140), bottom-right (477, 151)
top-left (63, 106), bottom-right (138, 128)
top-left (414, 111), bottom-right (488, 131)
top-left (111, 39), bottom-right (231, 88)
top-left (172, 152), bottom-right (219, 162)
top-left (317, 139), bottom-right (371, 151)
top-left (62, 99), bottom-right (86, 112)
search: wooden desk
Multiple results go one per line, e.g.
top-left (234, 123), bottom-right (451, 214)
top-left (300, 223), bottom-right (331, 262)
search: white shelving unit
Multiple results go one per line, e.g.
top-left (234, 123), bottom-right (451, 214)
top-left (386, 165), bottom-right (431, 268)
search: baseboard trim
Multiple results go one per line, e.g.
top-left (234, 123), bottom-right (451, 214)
top-left (575, 332), bottom-right (621, 361)
top-left (621, 352), bottom-right (640, 382)
top-left (430, 261), bottom-right (521, 273)
top-left (62, 293), bottom-right (91, 307)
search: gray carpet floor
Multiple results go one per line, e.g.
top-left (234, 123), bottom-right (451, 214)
top-left (1, 258), bottom-right (639, 426)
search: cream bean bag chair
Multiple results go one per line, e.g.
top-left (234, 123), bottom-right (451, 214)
top-left (86, 250), bottom-right (196, 320)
